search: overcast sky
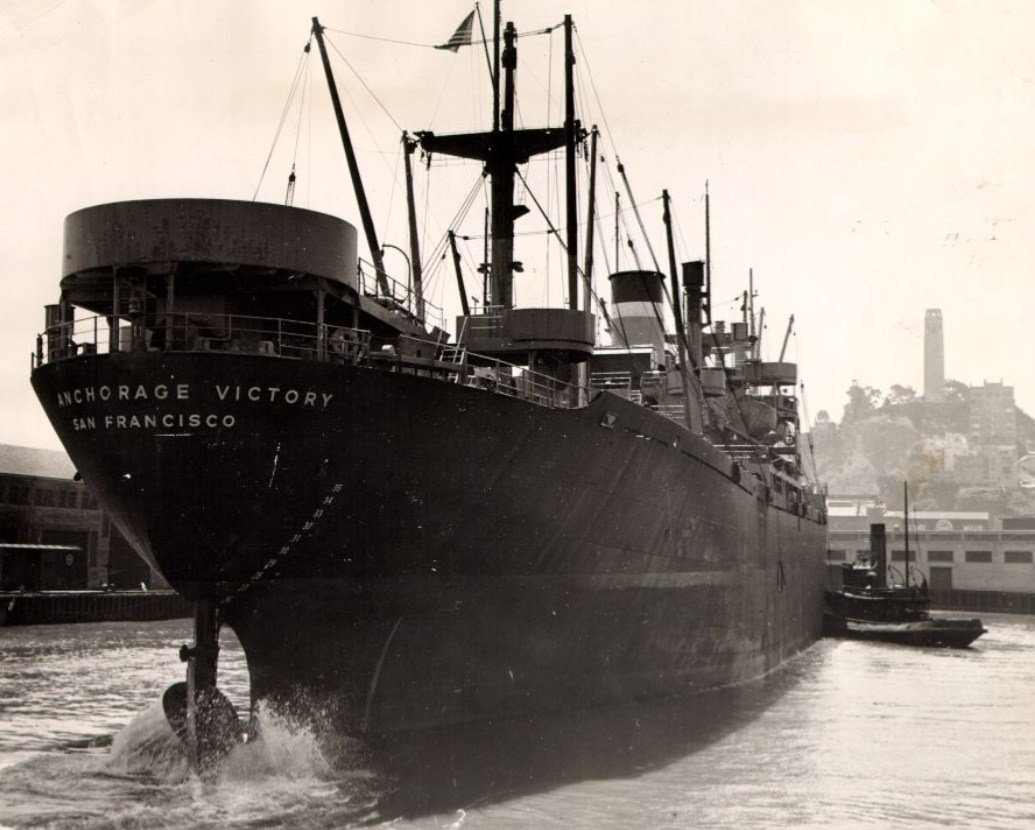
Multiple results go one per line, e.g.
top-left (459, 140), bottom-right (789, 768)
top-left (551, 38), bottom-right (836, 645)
top-left (2, 0), bottom-right (1033, 451)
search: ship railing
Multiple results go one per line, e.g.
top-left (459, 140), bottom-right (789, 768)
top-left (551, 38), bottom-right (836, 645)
top-left (464, 313), bottom-right (505, 337)
top-left (654, 403), bottom-right (686, 426)
top-left (716, 443), bottom-right (771, 465)
top-left (590, 371), bottom-right (632, 390)
top-left (591, 373), bottom-right (646, 408)
top-left (377, 344), bottom-right (592, 409)
top-left (357, 258), bottom-right (445, 331)
top-left (34, 313), bottom-right (595, 410)
top-left (33, 313), bottom-right (376, 367)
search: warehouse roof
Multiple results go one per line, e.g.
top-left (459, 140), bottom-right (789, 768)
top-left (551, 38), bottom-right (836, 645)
top-left (0, 444), bottom-right (76, 480)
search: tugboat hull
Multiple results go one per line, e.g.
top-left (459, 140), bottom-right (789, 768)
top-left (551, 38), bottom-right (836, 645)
top-left (825, 612), bottom-right (986, 649)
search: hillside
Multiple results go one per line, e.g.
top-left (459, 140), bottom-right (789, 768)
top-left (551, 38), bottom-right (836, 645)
top-left (811, 381), bottom-right (1035, 515)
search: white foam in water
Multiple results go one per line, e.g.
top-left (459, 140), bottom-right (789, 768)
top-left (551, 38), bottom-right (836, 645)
top-left (106, 698), bottom-right (189, 782)
top-left (99, 695), bottom-right (381, 826)
top-left (220, 700), bottom-right (334, 780)
top-left (187, 700), bottom-right (380, 824)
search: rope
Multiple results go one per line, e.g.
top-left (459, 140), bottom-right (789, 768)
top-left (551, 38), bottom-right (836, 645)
top-left (574, 30), bottom-right (619, 160)
top-left (513, 168), bottom-right (623, 338)
top-left (325, 33), bottom-right (403, 133)
top-left (322, 24), bottom-right (558, 51)
top-left (252, 39), bottom-right (312, 201)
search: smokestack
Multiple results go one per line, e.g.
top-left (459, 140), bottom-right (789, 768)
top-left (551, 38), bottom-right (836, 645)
top-left (924, 309), bottom-right (945, 402)
top-left (682, 261), bottom-right (705, 369)
top-left (869, 523), bottom-right (887, 589)
top-left (608, 270), bottom-right (667, 369)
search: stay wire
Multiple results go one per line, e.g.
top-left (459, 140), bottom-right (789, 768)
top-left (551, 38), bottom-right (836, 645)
top-left (514, 168), bottom-right (621, 338)
top-left (323, 24), bottom-right (557, 51)
top-left (325, 32), bottom-right (404, 133)
top-left (291, 49), bottom-right (311, 167)
top-left (252, 38), bottom-right (312, 201)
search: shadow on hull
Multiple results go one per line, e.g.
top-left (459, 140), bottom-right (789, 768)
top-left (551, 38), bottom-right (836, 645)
top-left (360, 661), bottom-right (805, 821)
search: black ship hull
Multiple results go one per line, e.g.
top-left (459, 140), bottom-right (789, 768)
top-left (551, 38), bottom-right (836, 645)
top-left (32, 351), bottom-right (827, 735)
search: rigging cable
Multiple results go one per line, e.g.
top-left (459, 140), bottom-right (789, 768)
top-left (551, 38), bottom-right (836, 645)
top-left (325, 34), bottom-right (403, 135)
top-left (618, 161), bottom-right (661, 273)
top-left (252, 37), bottom-right (313, 201)
top-left (514, 169), bottom-right (624, 341)
top-left (324, 23), bottom-right (557, 50)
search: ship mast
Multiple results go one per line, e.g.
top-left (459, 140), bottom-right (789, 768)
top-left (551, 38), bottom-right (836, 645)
top-left (402, 132), bottom-right (425, 321)
top-left (904, 481), bottom-right (911, 589)
top-left (418, 6), bottom-right (577, 310)
top-left (564, 14), bottom-right (578, 311)
top-left (311, 17), bottom-right (389, 296)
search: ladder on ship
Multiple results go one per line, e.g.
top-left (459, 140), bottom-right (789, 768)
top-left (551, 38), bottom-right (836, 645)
top-left (440, 344), bottom-right (468, 383)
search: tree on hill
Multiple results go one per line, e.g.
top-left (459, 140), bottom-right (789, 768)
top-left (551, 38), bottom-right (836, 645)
top-left (884, 384), bottom-right (917, 407)
top-left (842, 382), bottom-right (882, 424)
top-left (943, 379), bottom-right (969, 403)
top-left (955, 486), bottom-right (1007, 514)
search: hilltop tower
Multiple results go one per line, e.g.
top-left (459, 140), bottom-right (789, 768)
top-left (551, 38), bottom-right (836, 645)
top-left (924, 309), bottom-right (945, 402)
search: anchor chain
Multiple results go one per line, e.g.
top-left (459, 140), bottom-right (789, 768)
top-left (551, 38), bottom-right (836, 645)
top-left (219, 481), bottom-right (345, 607)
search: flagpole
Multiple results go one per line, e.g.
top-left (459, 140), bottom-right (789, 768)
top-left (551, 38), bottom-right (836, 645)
top-left (493, 0), bottom-right (501, 133)
top-left (564, 14), bottom-right (578, 313)
top-left (475, 5), bottom-right (494, 89)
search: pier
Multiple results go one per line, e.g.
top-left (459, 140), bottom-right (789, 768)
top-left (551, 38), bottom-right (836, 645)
top-left (0, 589), bottom-right (189, 626)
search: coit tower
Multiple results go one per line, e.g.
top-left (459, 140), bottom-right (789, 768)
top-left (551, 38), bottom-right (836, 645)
top-left (924, 309), bottom-right (945, 402)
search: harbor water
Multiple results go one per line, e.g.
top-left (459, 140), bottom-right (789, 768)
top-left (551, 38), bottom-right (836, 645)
top-left (1, 615), bottom-right (1033, 829)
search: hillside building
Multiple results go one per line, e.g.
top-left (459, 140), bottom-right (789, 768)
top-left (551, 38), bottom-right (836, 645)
top-left (967, 381), bottom-right (1018, 488)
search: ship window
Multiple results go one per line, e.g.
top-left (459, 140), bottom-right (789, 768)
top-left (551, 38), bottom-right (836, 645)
top-left (1005, 551), bottom-right (1033, 564)
top-left (927, 550), bottom-right (954, 563)
top-left (964, 550), bottom-right (992, 563)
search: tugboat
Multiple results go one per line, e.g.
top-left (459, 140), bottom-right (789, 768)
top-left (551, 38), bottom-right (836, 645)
top-left (29, 5), bottom-right (828, 765)
top-left (825, 518), bottom-right (986, 649)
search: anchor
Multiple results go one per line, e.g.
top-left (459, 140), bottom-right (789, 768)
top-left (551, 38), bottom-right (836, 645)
top-left (162, 596), bottom-right (242, 773)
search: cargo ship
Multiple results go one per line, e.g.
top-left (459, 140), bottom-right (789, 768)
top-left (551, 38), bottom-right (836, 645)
top-left (29, 6), bottom-right (827, 755)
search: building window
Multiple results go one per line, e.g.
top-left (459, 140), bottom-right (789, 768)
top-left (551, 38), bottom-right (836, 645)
top-left (965, 550), bottom-right (992, 563)
top-left (927, 550), bottom-right (954, 563)
top-left (891, 549), bottom-right (918, 562)
top-left (827, 550), bottom-right (846, 561)
top-left (1004, 551), bottom-right (1033, 564)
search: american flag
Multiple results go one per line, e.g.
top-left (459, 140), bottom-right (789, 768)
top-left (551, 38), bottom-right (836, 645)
top-left (436, 10), bottom-right (475, 52)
